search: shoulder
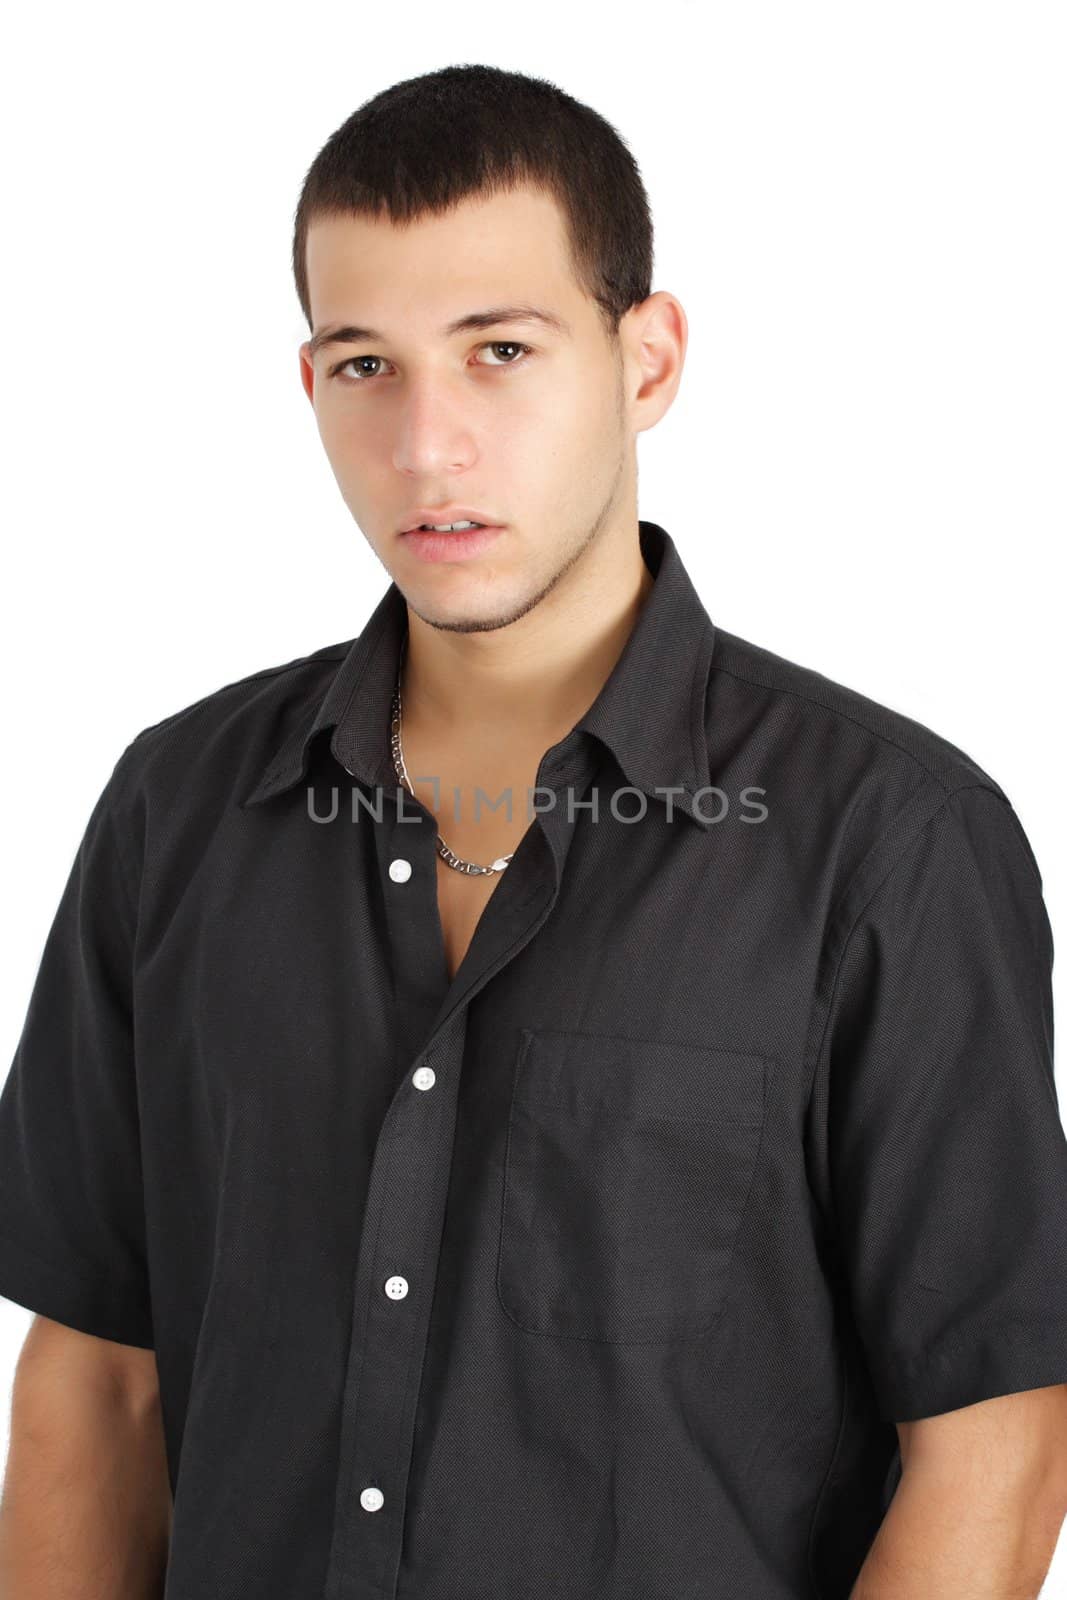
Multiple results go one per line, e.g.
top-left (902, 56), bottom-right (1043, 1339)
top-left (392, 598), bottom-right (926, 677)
top-left (708, 624), bottom-right (1007, 802)
top-left (107, 636), bottom-right (356, 823)
top-left (704, 626), bottom-right (1037, 902)
top-left (133, 636), bottom-right (353, 741)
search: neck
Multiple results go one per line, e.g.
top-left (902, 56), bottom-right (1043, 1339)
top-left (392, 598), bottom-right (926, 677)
top-left (398, 522), bottom-right (654, 752)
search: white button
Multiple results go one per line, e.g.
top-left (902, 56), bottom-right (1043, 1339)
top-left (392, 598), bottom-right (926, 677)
top-left (360, 1485), bottom-right (384, 1513)
top-left (384, 1275), bottom-right (409, 1300)
top-left (388, 858), bottom-right (412, 883)
top-left (413, 1066), bottom-right (436, 1091)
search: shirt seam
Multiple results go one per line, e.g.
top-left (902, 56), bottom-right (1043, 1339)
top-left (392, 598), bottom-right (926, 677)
top-left (892, 1309), bottom-right (1067, 1380)
top-left (800, 779), bottom-right (1007, 1131)
top-left (805, 1326), bottom-right (850, 1600)
top-left (107, 777), bottom-right (142, 930)
top-left (799, 778), bottom-right (1032, 1288)
top-left (708, 660), bottom-right (1000, 795)
top-left (0, 1218), bottom-right (149, 1306)
top-left (798, 785), bottom-right (973, 1590)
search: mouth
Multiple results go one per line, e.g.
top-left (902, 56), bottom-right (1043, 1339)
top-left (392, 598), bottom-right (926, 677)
top-left (399, 522), bottom-right (505, 564)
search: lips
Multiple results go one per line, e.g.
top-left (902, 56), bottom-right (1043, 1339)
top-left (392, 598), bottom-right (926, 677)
top-left (400, 523), bottom-right (505, 564)
top-left (399, 508), bottom-right (502, 535)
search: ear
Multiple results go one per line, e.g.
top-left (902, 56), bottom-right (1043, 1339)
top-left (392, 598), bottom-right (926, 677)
top-left (622, 291), bottom-right (688, 436)
top-left (298, 342), bottom-right (315, 405)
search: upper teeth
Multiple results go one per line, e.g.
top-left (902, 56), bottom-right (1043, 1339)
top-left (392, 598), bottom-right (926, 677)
top-left (419, 520), bottom-right (483, 532)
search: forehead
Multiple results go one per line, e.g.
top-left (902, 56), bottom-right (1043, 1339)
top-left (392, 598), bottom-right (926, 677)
top-left (304, 185), bottom-right (583, 330)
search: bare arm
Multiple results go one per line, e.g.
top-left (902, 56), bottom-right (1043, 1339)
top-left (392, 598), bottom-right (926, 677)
top-left (850, 1386), bottom-right (1067, 1598)
top-left (0, 1316), bottom-right (171, 1599)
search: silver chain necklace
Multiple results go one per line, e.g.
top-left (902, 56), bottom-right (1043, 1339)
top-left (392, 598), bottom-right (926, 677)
top-left (390, 639), bottom-right (514, 877)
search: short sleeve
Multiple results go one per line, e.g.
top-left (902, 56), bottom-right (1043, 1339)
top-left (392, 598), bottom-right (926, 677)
top-left (825, 783), bottom-right (1067, 1422)
top-left (0, 743), bottom-right (153, 1348)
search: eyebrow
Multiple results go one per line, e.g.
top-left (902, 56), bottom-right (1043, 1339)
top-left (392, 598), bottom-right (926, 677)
top-left (307, 304), bottom-right (572, 361)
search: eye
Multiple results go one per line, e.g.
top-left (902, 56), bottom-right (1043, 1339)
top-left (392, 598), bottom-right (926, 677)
top-left (327, 341), bottom-right (534, 383)
top-left (476, 341), bottom-right (531, 368)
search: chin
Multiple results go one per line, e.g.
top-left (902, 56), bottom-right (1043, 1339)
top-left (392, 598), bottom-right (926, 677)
top-left (408, 580), bottom-right (537, 636)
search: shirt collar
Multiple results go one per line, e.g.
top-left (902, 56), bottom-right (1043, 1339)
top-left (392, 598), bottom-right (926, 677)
top-left (240, 519), bottom-right (717, 824)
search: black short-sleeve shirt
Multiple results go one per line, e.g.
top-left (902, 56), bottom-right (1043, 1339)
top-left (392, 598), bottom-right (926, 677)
top-left (2, 519), bottom-right (1066, 1600)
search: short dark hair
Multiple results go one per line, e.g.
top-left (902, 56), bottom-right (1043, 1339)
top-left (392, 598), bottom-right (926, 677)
top-left (292, 63), bottom-right (654, 343)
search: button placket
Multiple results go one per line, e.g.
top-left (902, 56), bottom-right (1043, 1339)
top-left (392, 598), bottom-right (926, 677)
top-left (325, 773), bottom-right (581, 1599)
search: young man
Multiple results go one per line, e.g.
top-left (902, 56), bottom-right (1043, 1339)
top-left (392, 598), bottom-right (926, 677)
top-left (2, 62), bottom-right (1066, 1600)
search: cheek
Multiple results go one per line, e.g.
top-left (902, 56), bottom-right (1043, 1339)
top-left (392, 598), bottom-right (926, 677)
top-left (557, 366), bottom-right (616, 438)
top-left (503, 377), bottom-right (596, 455)
top-left (316, 396), bottom-right (376, 462)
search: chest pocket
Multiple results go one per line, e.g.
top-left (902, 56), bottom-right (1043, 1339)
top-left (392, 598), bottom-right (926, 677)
top-left (496, 1028), bottom-right (771, 1344)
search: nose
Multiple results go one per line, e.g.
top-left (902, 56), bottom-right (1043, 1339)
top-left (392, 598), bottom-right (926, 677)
top-left (391, 375), bottom-right (478, 478)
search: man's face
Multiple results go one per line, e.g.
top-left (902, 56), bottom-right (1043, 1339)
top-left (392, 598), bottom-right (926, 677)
top-left (299, 185), bottom-right (647, 633)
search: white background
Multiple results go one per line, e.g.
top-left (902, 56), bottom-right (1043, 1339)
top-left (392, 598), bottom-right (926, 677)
top-left (1, 0), bottom-right (1065, 1588)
